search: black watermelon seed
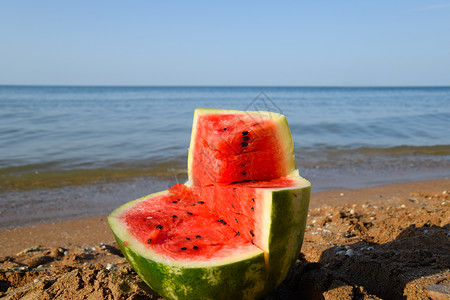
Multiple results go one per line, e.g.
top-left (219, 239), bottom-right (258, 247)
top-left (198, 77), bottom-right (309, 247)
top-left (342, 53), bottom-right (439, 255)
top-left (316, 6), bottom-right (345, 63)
top-left (181, 247), bottom-right (187, 251)
top-left (187, 212), bottom-right (193, 215)
top-left (242, 136), bottom-right (250, 141)
top-left (223, 128), bottom-right (227, 131)
top-left (241, 142), bottom-right (248, 147)
top-left (231, 204), bottom-right (236, 209)
top-left (235, 218), bottom-right (239, 223)
top-left (251, 206), bottom-right (254, 211)
top-left (156, 224), bottom-right (162, 229)
top-left (172, 201), bottom-right (178, 203)
top-left (197, 201), bottom-right (205, 204)
top-left (242, 131), bottom-right (249, 136)
top-left (193, 246), bottom-right (199, 250)
top-left (251, 198), bottom-right (255, 202)
top-left (241, 172), bottom-right (247, 175)
top-left (235, 231), bottom-right (240, 236)
top-left (250, 230), bottom-right (255, 237)
top-left (196, 235), bottom-right (201, 239)
top-left (186, 237), bottom-right (191, 240)
top-left (251, 239), bottom-right (254, 245)
top-left (172, 215), bottom-right (177, 218)
top-left (147, 238), bottom-right (152, 244)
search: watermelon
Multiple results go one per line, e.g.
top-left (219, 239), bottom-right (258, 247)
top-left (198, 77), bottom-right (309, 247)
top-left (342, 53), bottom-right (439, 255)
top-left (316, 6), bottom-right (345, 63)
top-left (108, 108), bottom-right (310, 300)
top-left (188, 108), bottom-right (296, 185)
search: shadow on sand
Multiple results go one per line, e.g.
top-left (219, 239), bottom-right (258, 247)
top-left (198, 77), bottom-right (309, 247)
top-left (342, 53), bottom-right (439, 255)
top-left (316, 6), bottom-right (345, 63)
top-left (268, 223), bottom-right (450, 299)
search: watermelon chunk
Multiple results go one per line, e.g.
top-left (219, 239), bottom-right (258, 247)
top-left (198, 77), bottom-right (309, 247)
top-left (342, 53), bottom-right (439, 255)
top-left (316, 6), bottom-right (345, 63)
top-left (108, 108), bottom-right (310, 300)
top-left (188, 108), bottom-right (295, 185)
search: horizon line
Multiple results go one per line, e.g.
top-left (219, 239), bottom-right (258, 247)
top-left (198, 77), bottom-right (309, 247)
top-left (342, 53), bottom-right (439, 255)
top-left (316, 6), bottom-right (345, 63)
top-left (1, 84), bottom-right (450, 88)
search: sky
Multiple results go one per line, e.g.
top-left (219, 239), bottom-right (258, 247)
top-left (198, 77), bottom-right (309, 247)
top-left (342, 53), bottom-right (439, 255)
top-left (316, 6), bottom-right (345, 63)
top-left (1, 1), bottom-right (450, 86)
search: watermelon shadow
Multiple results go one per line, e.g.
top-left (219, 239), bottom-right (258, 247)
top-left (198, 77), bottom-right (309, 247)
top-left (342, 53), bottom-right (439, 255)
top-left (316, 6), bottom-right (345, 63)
top-left (266, 223), bottom-right (450, 299)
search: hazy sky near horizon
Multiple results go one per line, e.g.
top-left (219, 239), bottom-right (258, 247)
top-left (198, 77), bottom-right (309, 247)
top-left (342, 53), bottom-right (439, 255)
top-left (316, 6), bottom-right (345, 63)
top-left (1, 1), bottom-right (450, 86)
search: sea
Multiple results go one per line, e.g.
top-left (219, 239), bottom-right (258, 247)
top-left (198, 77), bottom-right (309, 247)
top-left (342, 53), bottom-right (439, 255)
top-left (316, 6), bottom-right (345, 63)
top-left (1, 86), bottom-right (449, 228)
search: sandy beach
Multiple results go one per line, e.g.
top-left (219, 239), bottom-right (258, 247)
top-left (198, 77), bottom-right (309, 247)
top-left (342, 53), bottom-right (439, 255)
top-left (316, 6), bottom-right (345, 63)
top-left (0, 178), bottom-right (448, 299)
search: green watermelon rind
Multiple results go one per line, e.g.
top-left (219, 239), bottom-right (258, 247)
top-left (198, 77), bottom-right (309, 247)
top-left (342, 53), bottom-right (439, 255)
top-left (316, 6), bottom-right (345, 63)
top-left (112, 233), bottom-right (267, 300)
top-left (265, 183), bottom-right (311, 289)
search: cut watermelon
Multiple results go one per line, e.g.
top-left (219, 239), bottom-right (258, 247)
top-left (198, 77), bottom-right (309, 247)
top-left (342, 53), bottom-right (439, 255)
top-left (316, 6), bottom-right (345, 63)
top-left (108, 108), bottom-right (310, 300)
top-left (188, 108), bottom-right (295, 185)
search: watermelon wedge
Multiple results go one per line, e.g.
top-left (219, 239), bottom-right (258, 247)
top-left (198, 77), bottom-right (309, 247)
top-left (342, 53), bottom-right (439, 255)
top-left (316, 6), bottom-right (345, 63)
top-left (188, 108), bottom-right (296, 185)
top-left (108, 109), bottom-right (310, 300)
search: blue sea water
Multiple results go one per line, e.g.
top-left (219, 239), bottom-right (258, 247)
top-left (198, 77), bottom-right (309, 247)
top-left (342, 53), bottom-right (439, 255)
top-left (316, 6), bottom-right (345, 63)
top-left (1, 86), bottom-right (449, 171)
top-left (0, 85), bottom-right (449, 227)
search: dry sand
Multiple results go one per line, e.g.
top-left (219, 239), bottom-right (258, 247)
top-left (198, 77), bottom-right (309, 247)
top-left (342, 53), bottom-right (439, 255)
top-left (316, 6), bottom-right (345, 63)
top-left (1, 179), bottom-right (449, 299)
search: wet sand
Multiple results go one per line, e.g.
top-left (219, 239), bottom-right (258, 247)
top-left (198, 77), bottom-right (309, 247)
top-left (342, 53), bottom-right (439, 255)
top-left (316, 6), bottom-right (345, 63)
top-left (1, 178), bottom-right (449, 299)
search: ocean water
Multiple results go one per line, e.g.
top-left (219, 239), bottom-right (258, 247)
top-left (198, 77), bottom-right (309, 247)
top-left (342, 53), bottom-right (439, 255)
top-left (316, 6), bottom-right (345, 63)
top-left (1, 86), bottom-right (449, 227)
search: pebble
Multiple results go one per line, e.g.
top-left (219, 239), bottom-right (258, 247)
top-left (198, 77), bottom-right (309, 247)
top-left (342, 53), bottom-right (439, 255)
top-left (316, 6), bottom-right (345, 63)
top-left (340, 193), bottom-right (344, 196)
top-left (336, 250), bottom-right (346, 256)
top-left (106, 263), bottom-right (116, 270)
top-left (91, 247), bottom-right (97, 252)
top-left (367, 246), bottom-right (375, 251)
top-left (345, 249), bottom-right (354, 256)
top-left (63, 250), bottom-right (69, 255)
top-left (335, 246), bottom-right (344, 252)
top-left (34, 278), bottom-right (41, 283)
top-left (344, 245), bottom-right (351, 250)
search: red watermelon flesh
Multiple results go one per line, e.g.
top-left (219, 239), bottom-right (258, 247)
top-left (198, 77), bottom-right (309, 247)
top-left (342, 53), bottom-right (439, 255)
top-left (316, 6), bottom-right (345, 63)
top-left (121, 175), bottom-right (300, 261)
top-left (190, 112), bottom-right (294, 186)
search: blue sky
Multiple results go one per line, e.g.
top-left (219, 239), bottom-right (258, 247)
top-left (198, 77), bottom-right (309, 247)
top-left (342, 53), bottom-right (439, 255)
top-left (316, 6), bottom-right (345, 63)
top-left (1, 1), bottom-right (450, 86)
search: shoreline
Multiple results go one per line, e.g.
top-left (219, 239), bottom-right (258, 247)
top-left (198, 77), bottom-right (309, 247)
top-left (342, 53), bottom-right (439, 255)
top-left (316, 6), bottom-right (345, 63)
top-left (1, 178), bottom-right (448, 257)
